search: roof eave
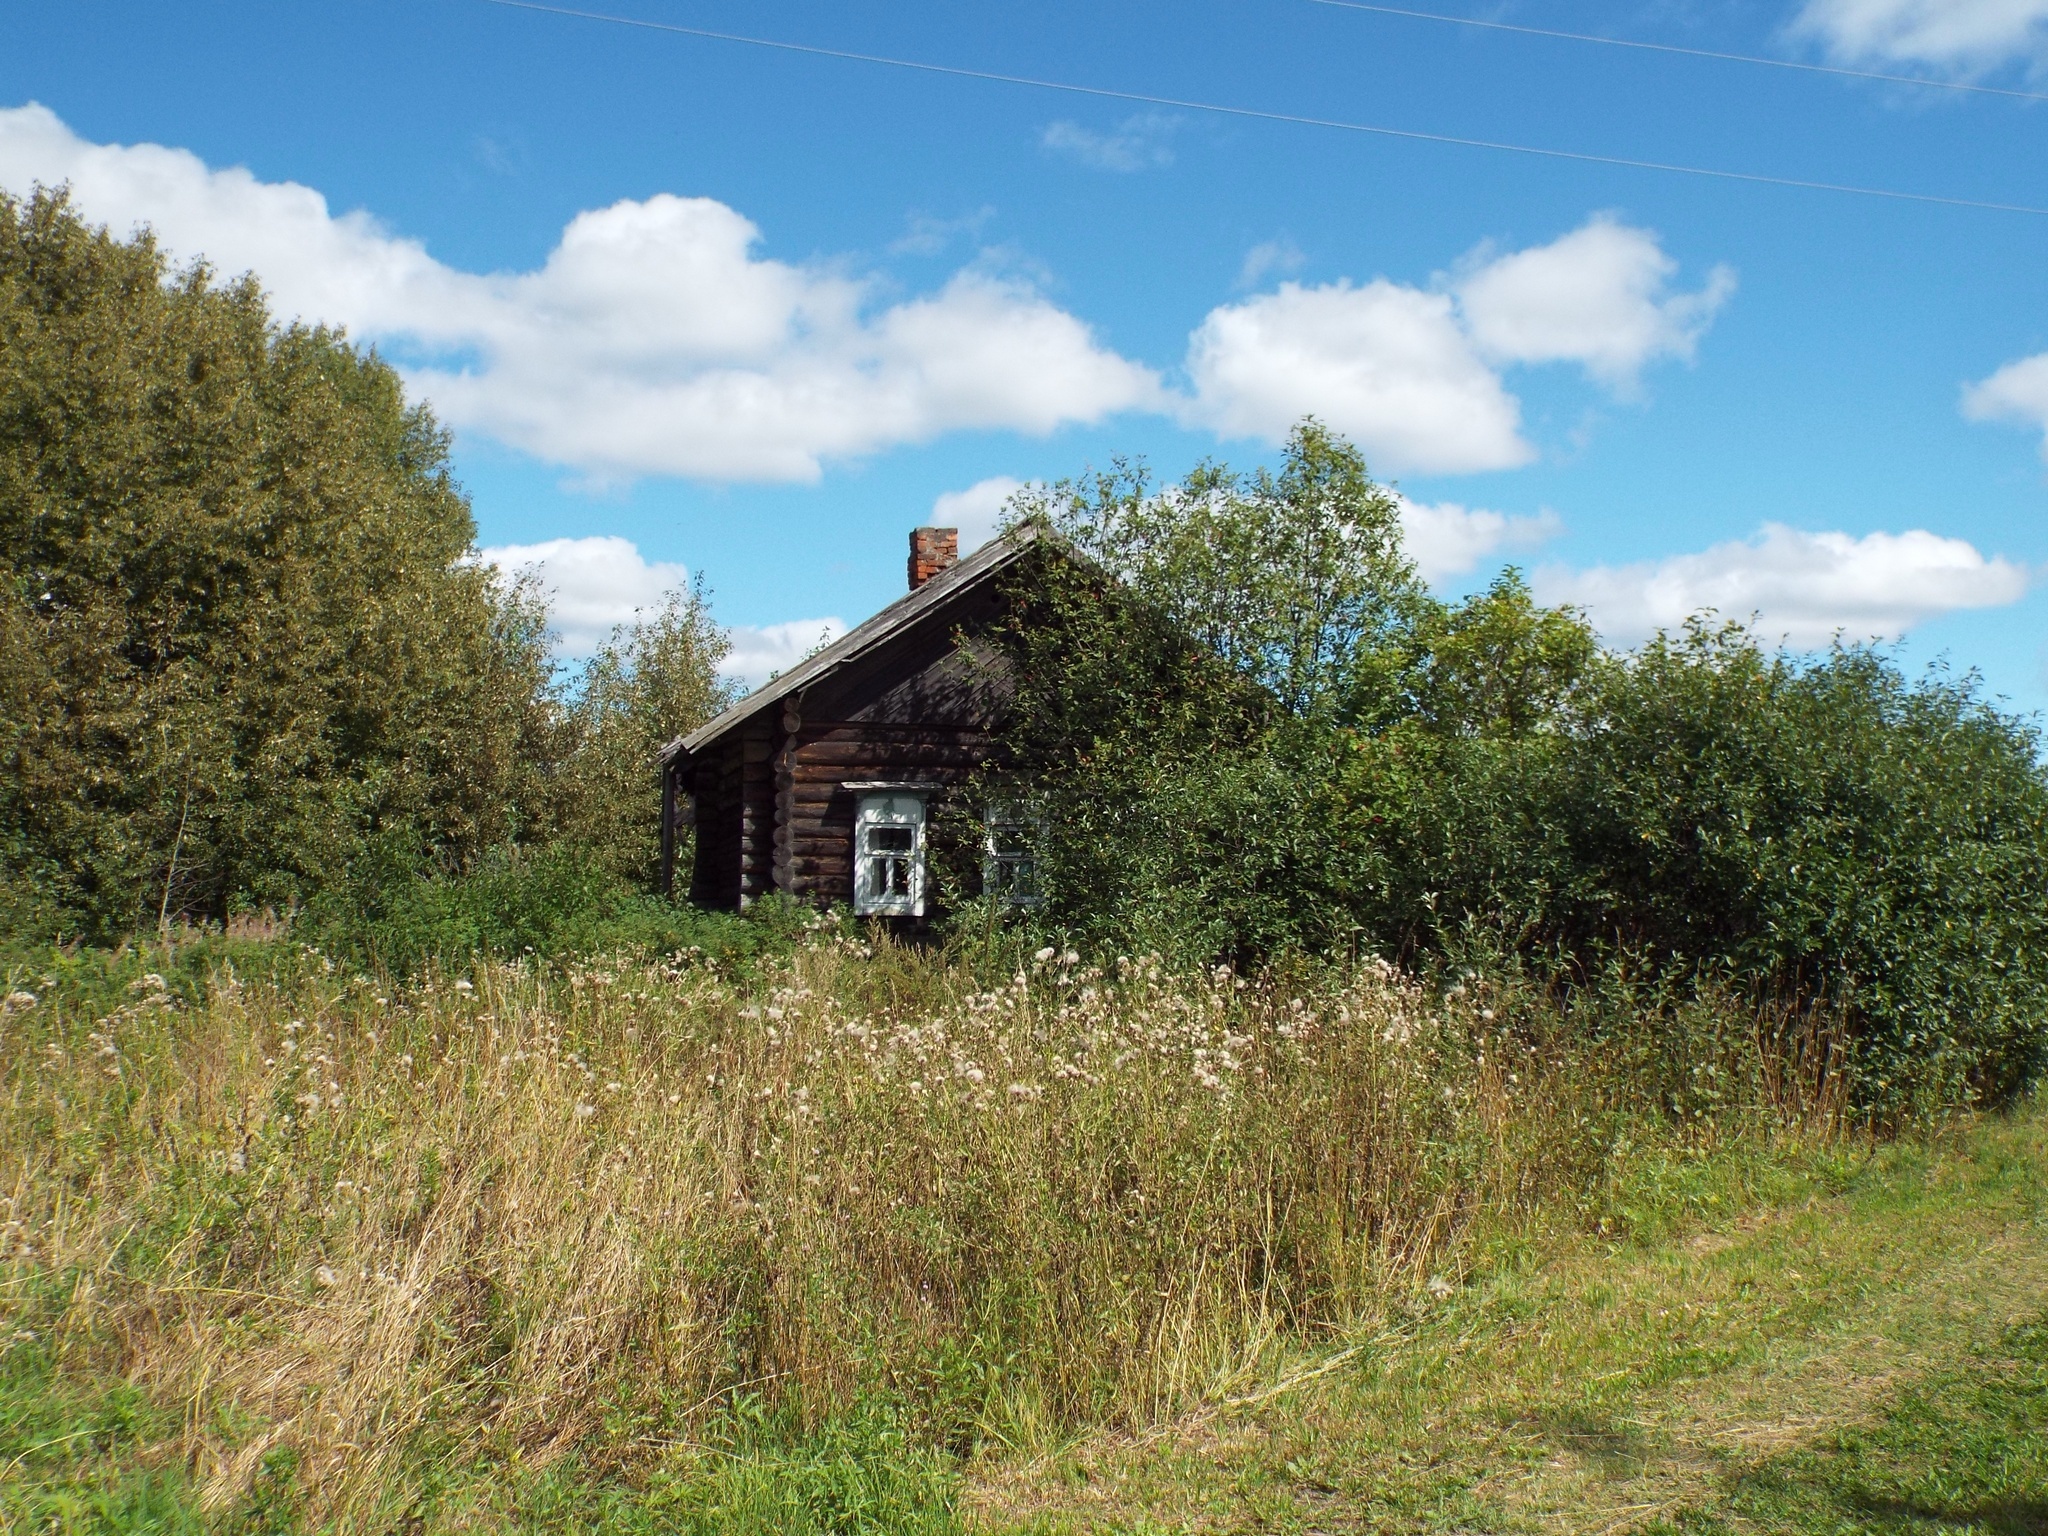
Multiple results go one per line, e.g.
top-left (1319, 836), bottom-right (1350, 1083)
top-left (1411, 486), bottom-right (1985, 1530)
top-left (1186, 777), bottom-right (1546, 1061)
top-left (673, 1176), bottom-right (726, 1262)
top-left (659, 522), bottom-right (1039, 764)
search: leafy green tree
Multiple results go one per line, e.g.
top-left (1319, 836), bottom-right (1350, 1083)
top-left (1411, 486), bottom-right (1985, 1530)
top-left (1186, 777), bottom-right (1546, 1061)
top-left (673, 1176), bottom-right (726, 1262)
top-left (1018, 419), bottom-right (1421, 723)
top-left (981, 423), bottom-right (1431, 957)
top-left (987, 423), bottom-right (2048, 1108)
top-left (558, 581), bottom-right (734, 885)
top-left (1402, 568), bottom-right (1598, 738)
top-left (0, 188), bottom-right (558, 938)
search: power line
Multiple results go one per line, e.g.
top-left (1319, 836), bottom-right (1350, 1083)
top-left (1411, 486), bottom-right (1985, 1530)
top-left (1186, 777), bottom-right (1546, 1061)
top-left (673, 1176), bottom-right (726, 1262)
top-left (1310, 0), bottom-right (2048, 105)
top-left (479, 0), bottom-right (2048, 217)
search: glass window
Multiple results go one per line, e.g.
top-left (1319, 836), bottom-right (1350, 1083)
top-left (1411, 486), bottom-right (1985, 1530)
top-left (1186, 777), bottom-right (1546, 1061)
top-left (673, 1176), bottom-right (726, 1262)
top-left (984, 803), bottom-right (1040, 907)
top-left (854, 792), bottom-right (927, 916)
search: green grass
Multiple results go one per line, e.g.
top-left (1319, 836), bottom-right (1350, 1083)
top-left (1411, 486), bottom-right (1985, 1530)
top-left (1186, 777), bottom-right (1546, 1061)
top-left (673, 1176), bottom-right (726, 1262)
top-left (2, 928), bottom-right (2041, 1536)
top-left (971, 1098), bottom-right (2048, 1534)
top-left (0, 1340), bottom-right (211, 1535)
top-left (1669, 1314), bottom-right (2048, 1535)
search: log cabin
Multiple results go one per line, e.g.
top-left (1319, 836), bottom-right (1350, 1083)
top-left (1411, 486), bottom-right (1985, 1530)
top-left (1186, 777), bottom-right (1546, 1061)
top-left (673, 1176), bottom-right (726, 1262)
top-left (658, 523), bottom-right (1039, 917)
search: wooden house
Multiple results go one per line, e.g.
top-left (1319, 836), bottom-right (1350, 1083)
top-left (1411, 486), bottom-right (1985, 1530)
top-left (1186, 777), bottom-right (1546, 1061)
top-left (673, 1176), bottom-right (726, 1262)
top-left (658, 523), bottom-right (1039, 915)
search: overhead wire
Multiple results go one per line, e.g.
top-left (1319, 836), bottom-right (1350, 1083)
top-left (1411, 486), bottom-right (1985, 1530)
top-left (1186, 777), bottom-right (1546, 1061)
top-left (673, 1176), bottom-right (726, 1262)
top-left (478, 0), bottom-right (2048, 217)
top-left (1308, 0), bottom-right (2048, 106)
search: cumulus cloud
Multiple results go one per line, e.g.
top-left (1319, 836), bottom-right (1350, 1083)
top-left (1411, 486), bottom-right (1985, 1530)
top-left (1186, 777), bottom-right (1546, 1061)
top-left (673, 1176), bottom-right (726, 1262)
top-left (1792, 0), bottom-right (2048, 71)
top-left (1183, 216), bottom-right (1731, 471)
top-left (724, 618), bottom-right (848, 690)
top-left (0, 103), bottom-right (1161, 483)
top-left (1534, 524), bottom-right (2029, 647)
top-left (0, 107), bottom-right (1734, 488)
top-left (1039, 113), bottom-right (1181, 172)
top-left (1184, 280), bottom-right (1532, 472)
top-left (1963, 352), bottom-right (2048, 459)
top-left (1453, 215), bottom-right (1736, 392)
top-left (478, 535), bottom-right (691, 656)
top-left (931, 476), bottom-right (1028, 553)
top-left (1398, 496), bottom-right (1562, 585)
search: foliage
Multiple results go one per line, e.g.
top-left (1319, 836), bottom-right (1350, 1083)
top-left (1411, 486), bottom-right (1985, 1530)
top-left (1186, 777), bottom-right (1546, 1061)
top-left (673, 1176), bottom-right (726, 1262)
top-left (988, 428), bottom-right (2048, 1110)
top-left (554, 581), bottom-right (734, 887)
top-left (296, 843), bottom-right (800, 976)
top-left (1014, 420), bottom-right (1421, 723)
top-left (0, 190), bottom-right (744, 953)
top-left (0, 187), bottom-right (559, 941)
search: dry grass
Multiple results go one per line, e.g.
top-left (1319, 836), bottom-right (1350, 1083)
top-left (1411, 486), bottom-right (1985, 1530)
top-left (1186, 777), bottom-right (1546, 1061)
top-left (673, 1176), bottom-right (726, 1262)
top-left (962, 1100), bottom-right (2048, 1536)
top-left (0, 932), bottom-right (1828, 1526)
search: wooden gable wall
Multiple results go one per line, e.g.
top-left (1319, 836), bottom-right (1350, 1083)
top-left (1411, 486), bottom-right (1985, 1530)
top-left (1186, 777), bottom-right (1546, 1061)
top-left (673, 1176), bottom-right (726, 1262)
top-left (677, 576), bottom-right (1008, 911)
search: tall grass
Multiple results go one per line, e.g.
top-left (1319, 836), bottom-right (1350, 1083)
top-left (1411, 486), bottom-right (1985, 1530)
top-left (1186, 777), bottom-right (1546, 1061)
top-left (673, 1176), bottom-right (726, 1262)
top-left (0, 931), bottom-right (1839, 1526)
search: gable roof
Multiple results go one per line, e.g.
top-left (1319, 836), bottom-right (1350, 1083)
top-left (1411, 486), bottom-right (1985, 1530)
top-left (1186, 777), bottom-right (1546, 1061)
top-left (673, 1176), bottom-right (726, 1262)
top-left (661, 521), bottom-right (1041, 763)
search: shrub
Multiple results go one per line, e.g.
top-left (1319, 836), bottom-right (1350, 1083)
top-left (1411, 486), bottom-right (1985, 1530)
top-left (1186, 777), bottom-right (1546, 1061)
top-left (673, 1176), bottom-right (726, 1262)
top-left (0, 188), bottom-right (559, 940)
top-left (987, 432), bottom-right (2048, 1110)
top-left (297, 841), bottom-right (797, 976)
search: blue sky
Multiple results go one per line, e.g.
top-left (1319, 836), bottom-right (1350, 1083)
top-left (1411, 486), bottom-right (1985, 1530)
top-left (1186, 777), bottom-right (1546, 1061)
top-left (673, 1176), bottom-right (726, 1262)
top-left (6, 0), bottom-right (2047, 698)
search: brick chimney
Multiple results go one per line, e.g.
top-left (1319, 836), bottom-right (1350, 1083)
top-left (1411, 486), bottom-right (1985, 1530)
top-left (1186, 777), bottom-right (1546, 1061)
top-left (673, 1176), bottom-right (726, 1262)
top-left (908, 526), bottom-right (959, 590)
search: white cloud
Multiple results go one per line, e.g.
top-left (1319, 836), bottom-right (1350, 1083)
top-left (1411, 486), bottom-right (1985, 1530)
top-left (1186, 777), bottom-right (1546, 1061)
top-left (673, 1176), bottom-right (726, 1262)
top-left (1237, 237), bottom-right (1305, 290)
top-left (0, 108), bottom-right (1734, 489)
top-left (1040, 113), bottom-right (1181, 172)
top-left (1962, 352), bottom-right (2048, 459)
top-left (477, 533), bottom-right (844, 687)
top-left (889, 205), bottom-right (995, 257)
top-left (931, 476), bottom-right (1028, 553)
top-left (1183, 280), bottom-right (1533, 473)
top-left (723, 618), bottom-right (848, 690)
top-left (0, 103), bottom-right (1161, 484)
top-left (1183, 216), bottom-right (1731, 472)
top-left (1453, 215), bottom-right (1736, 392)
top-left (1534, 524), bottom-right (2029, 647)
top-left (478, 535), bottom-right (690, 656)
top-left (1397, 496), bottom-right (1562, 585)
top-left (1792, 0), bottom-right (2048, 71)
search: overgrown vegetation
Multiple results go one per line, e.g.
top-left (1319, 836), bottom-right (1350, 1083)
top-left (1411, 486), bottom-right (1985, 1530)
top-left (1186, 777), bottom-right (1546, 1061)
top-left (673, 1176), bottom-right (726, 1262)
top-left (987, 424), bottom-right (2048, 1112)
top-left (0, 932), bottom-right (1853, 1530)
top-left (0, 188), bottom-right (732, 951)
top-left (3, 191), bottom-right (2046, 1534)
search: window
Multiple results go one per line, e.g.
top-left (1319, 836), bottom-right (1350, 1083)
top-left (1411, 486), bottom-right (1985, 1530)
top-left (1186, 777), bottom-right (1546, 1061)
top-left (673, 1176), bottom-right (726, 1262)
top-left (853, 791), bottom-right (928, 916)
top-left (984, 803), bottom-right (1040, 907)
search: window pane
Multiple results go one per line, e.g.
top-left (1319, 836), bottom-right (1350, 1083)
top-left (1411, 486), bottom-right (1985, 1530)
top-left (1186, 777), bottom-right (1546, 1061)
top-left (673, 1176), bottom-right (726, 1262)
top-left (872, 826), bottom-right (914, 852)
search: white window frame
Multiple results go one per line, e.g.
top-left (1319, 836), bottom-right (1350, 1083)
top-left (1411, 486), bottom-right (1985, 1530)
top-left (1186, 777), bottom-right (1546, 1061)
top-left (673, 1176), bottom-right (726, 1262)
top-left (983, 802), bottom-right (1042, 908)
top-left (850, 788), bottom-right (930, 917)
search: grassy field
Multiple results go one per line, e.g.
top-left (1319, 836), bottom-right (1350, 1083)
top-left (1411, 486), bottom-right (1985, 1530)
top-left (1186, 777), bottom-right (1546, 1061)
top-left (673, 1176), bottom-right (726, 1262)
top-left (977, 1101), bottom-right (2048, 1535)
top-left (0, 935), bottom-right (2040, 1534)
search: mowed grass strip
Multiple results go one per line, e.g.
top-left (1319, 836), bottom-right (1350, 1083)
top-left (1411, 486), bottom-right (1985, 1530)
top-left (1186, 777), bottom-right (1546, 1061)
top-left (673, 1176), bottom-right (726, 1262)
top-left (971, 1097), bottom-right (2048, 1534)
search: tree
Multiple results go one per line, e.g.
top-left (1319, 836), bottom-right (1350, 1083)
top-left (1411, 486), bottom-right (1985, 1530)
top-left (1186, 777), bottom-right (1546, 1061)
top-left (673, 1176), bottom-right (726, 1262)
top-left (1022, 419), bottom-right (1422, 723)
top-left (0, 187), bottom-right (557, 938)
top-left (558, 582), bottom-right (734, 886)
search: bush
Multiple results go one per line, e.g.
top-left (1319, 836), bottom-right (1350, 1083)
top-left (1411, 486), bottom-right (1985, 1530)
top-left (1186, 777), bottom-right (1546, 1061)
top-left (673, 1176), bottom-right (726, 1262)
top-left (298, 841), bottom-right (802, 976)
top-left (0, 188), bottom-right (560, 940)
top-left (987, 430), bottom-right (2048, 1110)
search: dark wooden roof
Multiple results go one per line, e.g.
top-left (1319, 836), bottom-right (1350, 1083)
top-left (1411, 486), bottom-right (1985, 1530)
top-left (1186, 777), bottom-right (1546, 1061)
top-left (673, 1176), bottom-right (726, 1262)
top-left (660, 522), bottom-right (1041, 765)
